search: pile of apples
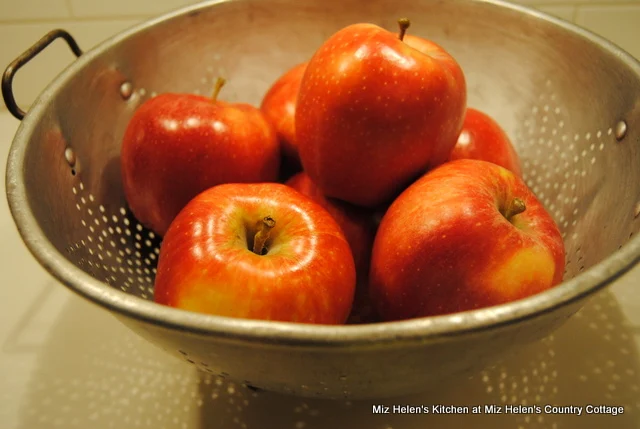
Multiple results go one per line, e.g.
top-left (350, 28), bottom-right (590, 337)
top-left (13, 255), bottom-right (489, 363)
top-left (120, 19), bottom-right (566, 325)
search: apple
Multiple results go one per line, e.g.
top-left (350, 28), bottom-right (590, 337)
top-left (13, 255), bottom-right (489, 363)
top-left (369, 159), bottom-right (565, 321)
top-left (153, 182), bottom-right (356, 324)
top-left (449, 107), bottom-right (522, 176)
top-left (121, 78), bottom-right (280, 236)
top-left (285, 172), bottom-right (377, 323)
top-left (260, 62), bottom-right (307, 166)
top-left (296, 18), bottom-right (466, 207)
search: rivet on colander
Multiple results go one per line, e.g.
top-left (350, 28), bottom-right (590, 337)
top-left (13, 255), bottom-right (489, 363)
top-left (120, 81), bottom-right (133, 100)
top-left (615, 120), bottom-right (627, 141)
top-left (64, 147), bottom-right (76, 175)
top-left (64, 147), bottom-right (76, 167)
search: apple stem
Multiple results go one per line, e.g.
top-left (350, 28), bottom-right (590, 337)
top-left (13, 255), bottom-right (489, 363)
top-left (398, 18), bottom-right (411, 41)
top-left (504, 198), bottom-right (527, 221)
top-left (252, 216), bottom-right (276, 255)
top-left (211, 77), bottom-right (226, 102)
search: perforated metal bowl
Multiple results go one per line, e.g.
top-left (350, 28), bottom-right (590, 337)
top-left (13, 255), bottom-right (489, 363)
top-left (3, 0), bottom-right (640, 399)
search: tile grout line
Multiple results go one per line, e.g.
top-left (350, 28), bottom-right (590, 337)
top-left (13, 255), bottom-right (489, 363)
top-left (65, 0), bottom-right (75, 18)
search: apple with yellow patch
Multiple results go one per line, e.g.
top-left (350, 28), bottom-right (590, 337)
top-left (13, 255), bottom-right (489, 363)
top-left (154, 183), bottom-right (356, 324)
top-left (369, 159), bottom-right (565, 320)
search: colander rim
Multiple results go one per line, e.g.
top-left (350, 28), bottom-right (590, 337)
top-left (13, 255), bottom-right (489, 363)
top-left (6, 0), bottom-right (640, 348)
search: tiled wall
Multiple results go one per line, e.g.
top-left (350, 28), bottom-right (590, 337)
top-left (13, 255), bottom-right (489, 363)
top-left (0, 0), bottom-right (639, 112)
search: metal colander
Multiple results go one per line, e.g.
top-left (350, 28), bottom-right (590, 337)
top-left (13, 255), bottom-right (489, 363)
top-left (3, 0), bottom-right (640, 400)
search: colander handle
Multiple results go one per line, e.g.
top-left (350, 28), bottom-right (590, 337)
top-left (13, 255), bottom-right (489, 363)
top-left (2, 29), bottom-right (83, 120)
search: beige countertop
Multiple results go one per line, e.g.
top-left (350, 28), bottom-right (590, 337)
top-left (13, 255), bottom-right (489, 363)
top-left (1, 111), bottom-right (640, 429)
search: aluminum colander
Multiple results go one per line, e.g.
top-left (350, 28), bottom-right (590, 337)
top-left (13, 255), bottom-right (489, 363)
top-left (3, 0), bottom-right (640, 400)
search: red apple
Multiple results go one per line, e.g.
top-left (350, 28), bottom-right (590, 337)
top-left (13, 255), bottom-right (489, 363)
top-left (449, 107), bottom-right (522, 176)
top-left (369, 159), bottom-right (565, 321)
top-left (154, 183), bottom-right (356, 324)
top-left (121, 79), bottom-right (280, 236)
top-left (296, 19), bottom-right (466, 207)
top-left (261, 62), bottom-right (307, 164)
top-left (285, 172), bottom-right (377, 323)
